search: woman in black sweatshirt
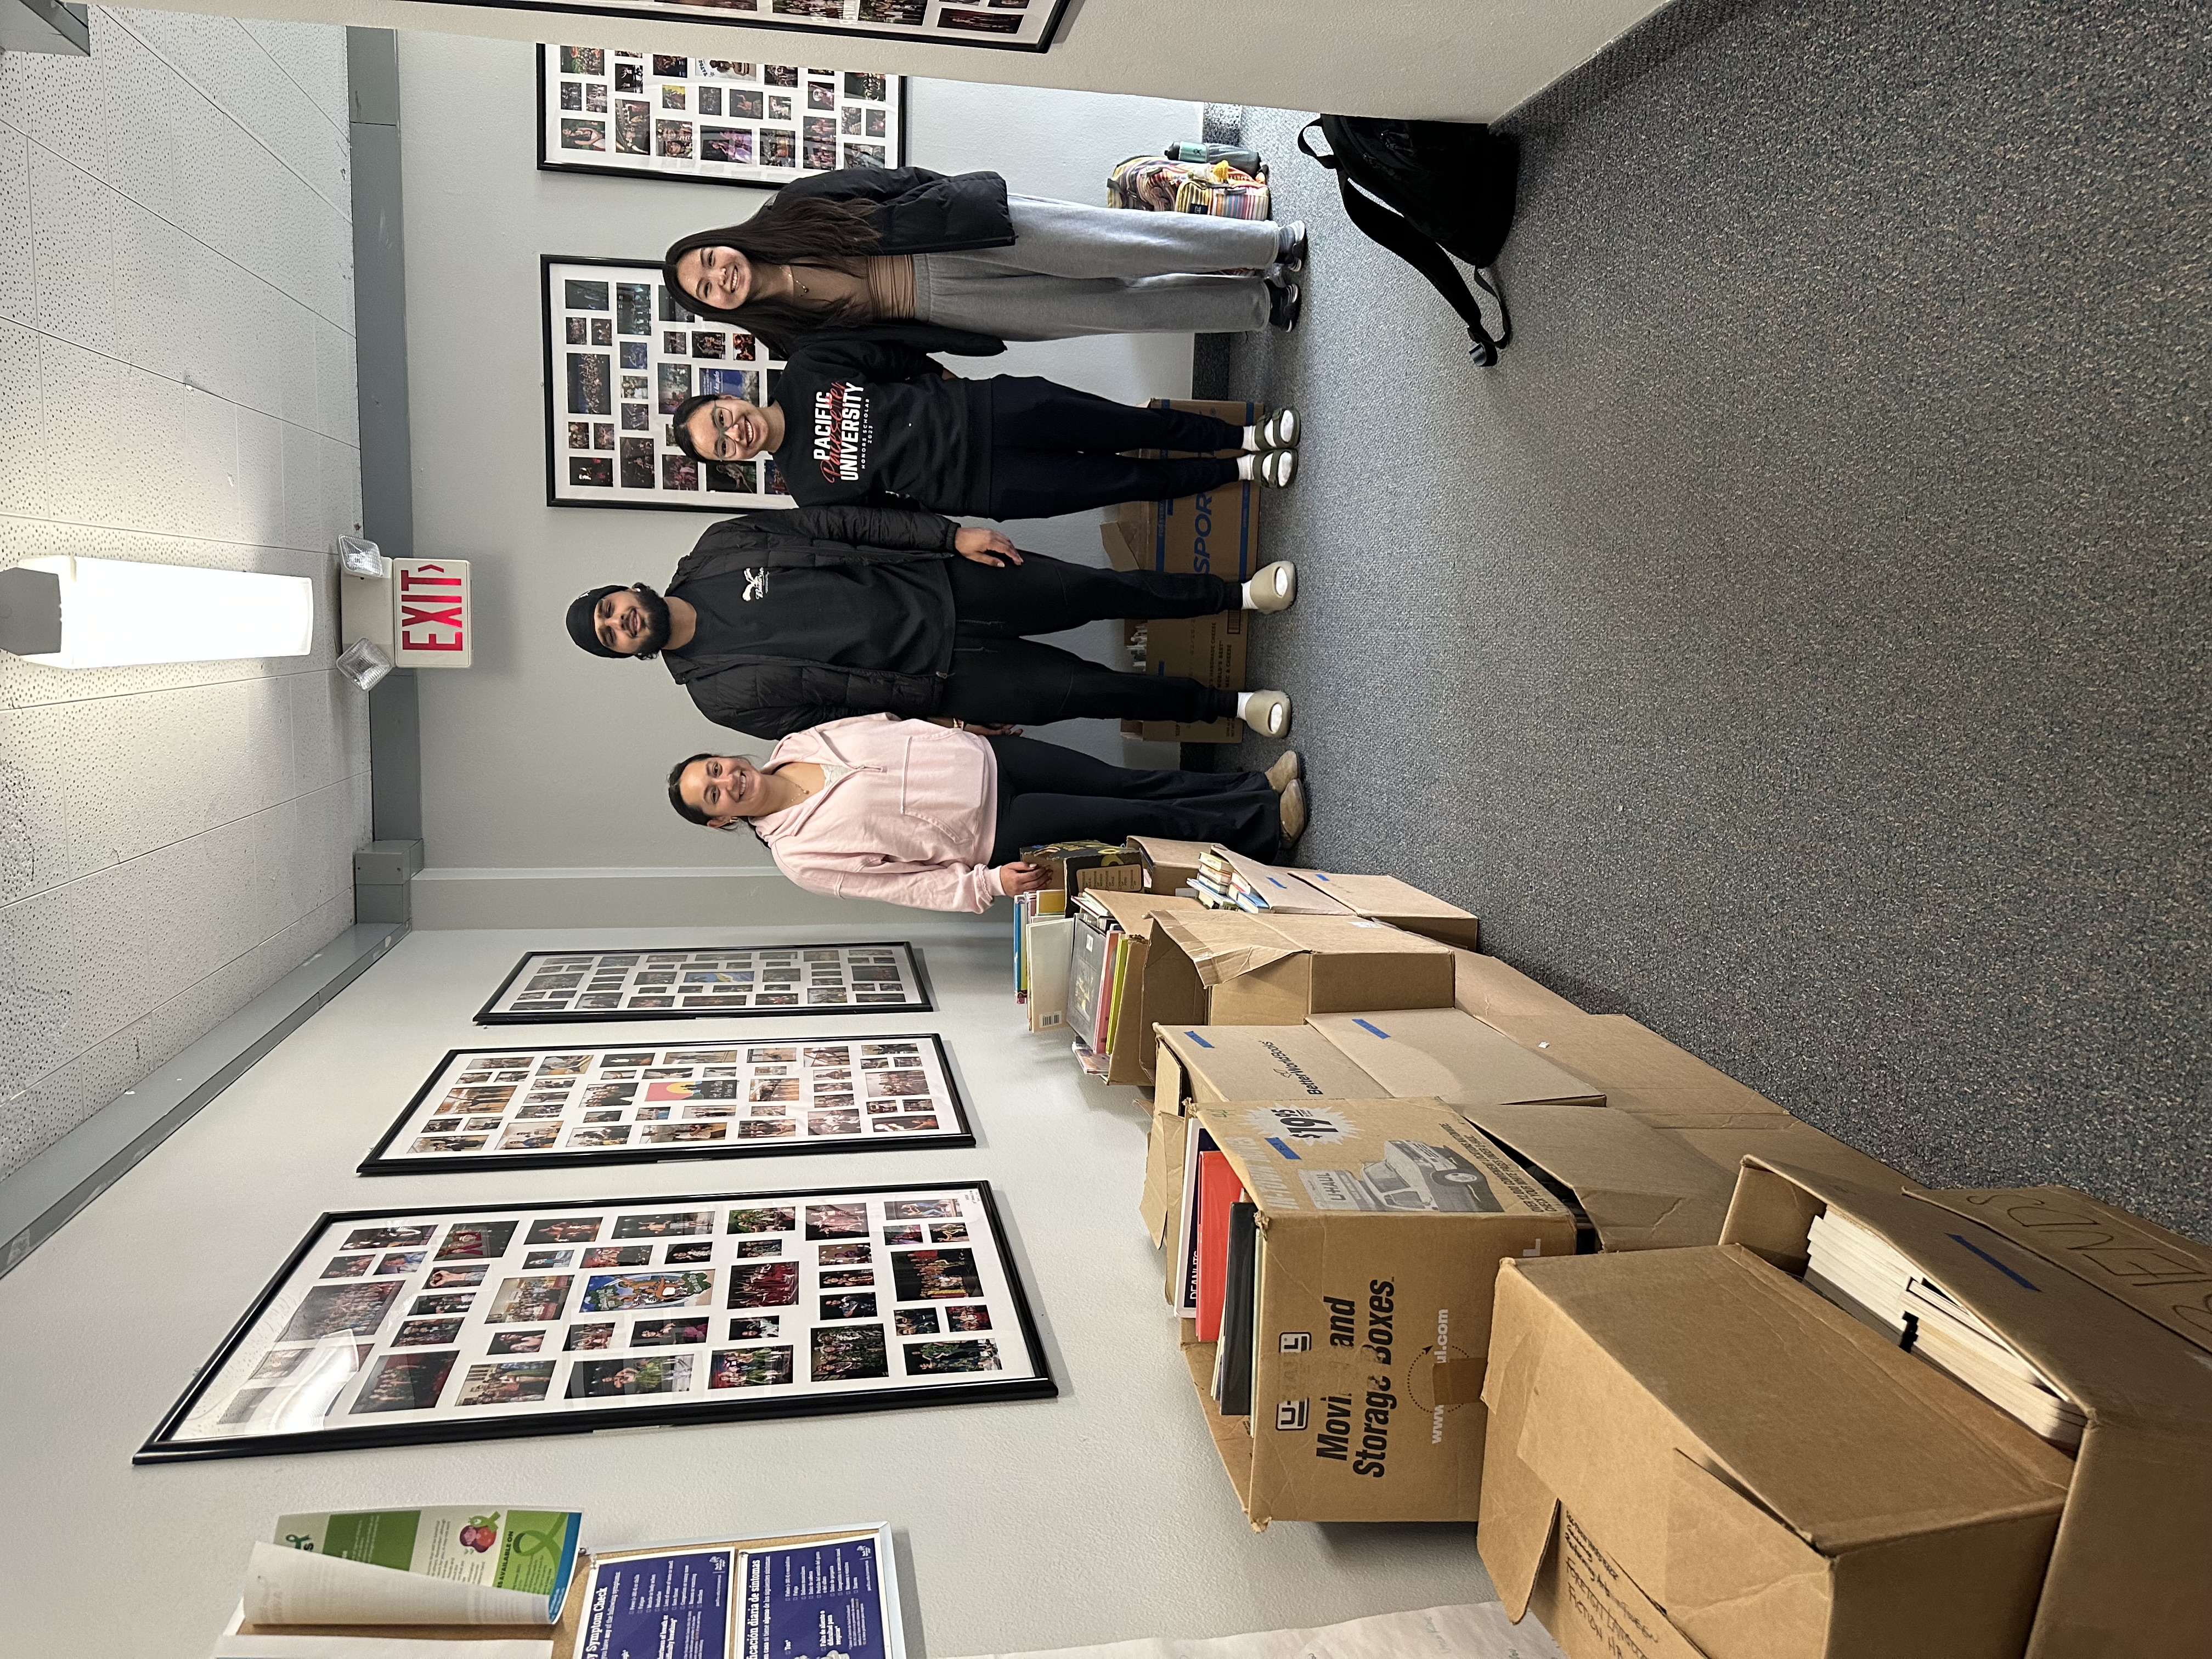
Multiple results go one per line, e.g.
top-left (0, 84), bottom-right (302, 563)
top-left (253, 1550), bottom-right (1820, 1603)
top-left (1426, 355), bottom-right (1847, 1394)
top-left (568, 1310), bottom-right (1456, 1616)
top-left (669, 330), bottom-right (1298, 520)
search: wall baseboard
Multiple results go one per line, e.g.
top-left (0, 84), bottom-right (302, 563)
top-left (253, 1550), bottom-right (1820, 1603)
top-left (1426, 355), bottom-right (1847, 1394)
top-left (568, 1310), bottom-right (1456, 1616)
top-left (411, 866), bottom-right (952, 929)
top-left (0, 923), bottom-right (404, 1279)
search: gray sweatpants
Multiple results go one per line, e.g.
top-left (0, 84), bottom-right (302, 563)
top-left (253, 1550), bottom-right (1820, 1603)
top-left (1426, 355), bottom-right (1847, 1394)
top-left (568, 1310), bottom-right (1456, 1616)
top-left (912, 195), bottom-right (1280, 340)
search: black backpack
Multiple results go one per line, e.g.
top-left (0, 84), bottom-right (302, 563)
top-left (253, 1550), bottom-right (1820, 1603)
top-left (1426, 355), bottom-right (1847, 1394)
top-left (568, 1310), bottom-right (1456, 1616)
top-left (1297, 116), bottom-right (1520, 365)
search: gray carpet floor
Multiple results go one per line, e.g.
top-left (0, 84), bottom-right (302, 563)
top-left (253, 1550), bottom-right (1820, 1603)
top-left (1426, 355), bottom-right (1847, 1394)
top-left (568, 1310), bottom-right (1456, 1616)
top-left (1218, 0), bottom-right (2210, 1238)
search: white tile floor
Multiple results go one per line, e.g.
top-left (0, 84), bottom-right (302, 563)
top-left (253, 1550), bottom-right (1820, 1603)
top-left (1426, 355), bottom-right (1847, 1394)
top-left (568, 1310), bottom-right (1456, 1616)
top-left (0, 10), bottom-right (367, 1180)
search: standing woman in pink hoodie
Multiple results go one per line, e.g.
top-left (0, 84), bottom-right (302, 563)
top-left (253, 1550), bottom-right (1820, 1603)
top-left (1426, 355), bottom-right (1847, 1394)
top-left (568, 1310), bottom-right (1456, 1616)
top-left (664, 714), bottom-right (1305, 913)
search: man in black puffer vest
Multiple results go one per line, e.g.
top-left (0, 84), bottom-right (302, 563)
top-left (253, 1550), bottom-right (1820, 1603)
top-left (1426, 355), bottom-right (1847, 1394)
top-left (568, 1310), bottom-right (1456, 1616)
top-left (563, 504), bottom-right (1297, 742)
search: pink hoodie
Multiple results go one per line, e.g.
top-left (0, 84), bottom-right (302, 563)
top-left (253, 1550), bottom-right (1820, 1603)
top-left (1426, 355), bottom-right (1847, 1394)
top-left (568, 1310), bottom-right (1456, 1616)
top-left (754, 715), bottom-right (1003, 912)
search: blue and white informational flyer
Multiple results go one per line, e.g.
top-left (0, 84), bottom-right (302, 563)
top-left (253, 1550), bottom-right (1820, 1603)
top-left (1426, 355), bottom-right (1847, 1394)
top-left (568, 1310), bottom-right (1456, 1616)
top-left (577, 1527), bottom-right (899, 1659)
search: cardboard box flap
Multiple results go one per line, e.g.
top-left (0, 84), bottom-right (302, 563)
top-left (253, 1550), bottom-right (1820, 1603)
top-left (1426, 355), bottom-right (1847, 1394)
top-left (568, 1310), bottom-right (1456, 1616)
top-left (1915, 1184), bottom-right (2212, 1362)
top-left (1294, 868), bottom-right (1477, 924)
top-left (1156, 1024), bottom-right (1382, 1108)
top-left (1726, 1161), bottom-right (2212, 1433)
top-left (1212, 848), bottom-right (1350, 915)
top-left (1195, 1098), bottom-right (1574, 1223)
top-left (1450, 949), bottom-right (1584, 1019)
top-left (1130, 834), bottom-right (1214, 877)
top-left (1663, 1450), bottom-right (1834, 1657)
top-left (1477, 1014), bottom-right (1792, 1120)
top-left (1507, 1248), bottom-right (2071, 1575)
top-left (1307, 1007), bottom-right (1602, 1109)
top-left (1154, 910), bottom-right (1306, 986)
top-left (1478, 1263), bottom-right (1573, 1620)
top-left (1081, 888), bottom-right (1199, 938)
top-left (1550, 1511), bottom-right (1717, 1659)
top-left (1461, 1103), bottom-right (1736, 1252)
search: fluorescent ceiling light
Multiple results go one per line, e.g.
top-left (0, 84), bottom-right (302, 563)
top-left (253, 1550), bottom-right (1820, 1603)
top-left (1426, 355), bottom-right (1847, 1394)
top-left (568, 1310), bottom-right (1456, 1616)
top-left (0, 555), bottom-right (315, 667)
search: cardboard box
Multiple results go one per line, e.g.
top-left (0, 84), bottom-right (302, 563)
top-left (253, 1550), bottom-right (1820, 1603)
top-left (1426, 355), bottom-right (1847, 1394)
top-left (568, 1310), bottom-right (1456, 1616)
top-left (1307, 1008), bottom-right (1733, 1252)
top-left (1119, 615), bottom-right (1246, 746)
top-left (1143, 1024), bottom-right (1384, 1247)
top-left (1104, 396), bottom-right (1261, 745)
top-left (1141, 910), bottom-right (1456, 1071)
top-left (1449, 949), bottom-right (1583, 1019)
top-left (1185, 1098), bottom-right (1578, 1526)
top-left (1481, 1244), bottom-right (2075, 1659)
top-left (1722, 1162), bottom-right (2212, 1659)
top-left (1203, 850), bottom-right (1482, 949)
top-left (1131, 833), bottom-right (1212, 896)
top-left (1471, 1012), bottom-right (1914, 1193)
top-left (1017, 838), bottom-right (1135, 916)
top-left (1077, 889), bottom-right (1200, 1086)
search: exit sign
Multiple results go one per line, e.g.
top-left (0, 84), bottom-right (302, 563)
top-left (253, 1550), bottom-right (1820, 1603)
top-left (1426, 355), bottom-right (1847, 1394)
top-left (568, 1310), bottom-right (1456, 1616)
top-left (392, 559), bottom-right (471, 664)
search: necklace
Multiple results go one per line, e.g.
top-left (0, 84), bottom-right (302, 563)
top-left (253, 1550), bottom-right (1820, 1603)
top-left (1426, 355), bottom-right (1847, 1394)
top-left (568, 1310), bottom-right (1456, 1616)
top-left (788, 267), bottom-right (812, 299)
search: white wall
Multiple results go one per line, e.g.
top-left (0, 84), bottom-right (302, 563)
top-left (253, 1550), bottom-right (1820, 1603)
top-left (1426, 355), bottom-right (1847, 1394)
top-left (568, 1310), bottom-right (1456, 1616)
top-left (397, 32), bottom-right (1199, 926)
top-left (0, 9), bottom-right (369, 1181)
top-left (136, 0), bottom-right (1674, 122)
top-left (0, 922), bottom-right (1503, 1657)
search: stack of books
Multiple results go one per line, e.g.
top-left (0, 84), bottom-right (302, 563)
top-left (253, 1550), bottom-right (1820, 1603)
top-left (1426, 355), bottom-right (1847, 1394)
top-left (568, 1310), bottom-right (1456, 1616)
top-left (1066, 890), bottom-right (1138, 1072)
top-left (1803, 1209), bottom-right (2086, 1450)
top-left (1176, 1128), bottom-right (1260, 1421)
top-left (1193, 848), bottom-right (1261, 910)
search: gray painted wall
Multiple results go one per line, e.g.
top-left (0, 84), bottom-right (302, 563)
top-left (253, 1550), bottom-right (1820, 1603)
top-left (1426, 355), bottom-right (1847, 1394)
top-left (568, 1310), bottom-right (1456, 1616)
top-left (396, 35), bottom-right (1202, 925)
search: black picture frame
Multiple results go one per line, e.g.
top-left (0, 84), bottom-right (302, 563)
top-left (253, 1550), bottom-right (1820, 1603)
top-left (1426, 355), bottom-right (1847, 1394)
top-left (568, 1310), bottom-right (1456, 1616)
top-left (462, 0), bottom-right (1070, 53)
top-left (137, 1181), bottom-right (1053, 1464)
top-left (535, 47), bottom-right (911, 189)
top-left (540, 253), bottom-right (794, 514)
top-left (360, 1033), bottom-right (973, 1174)
top-left (476, 941), bottom-right (933, 1023)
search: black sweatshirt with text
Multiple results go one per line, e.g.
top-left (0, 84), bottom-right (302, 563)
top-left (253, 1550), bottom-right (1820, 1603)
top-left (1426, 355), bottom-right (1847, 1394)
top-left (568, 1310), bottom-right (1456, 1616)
top-left (768, 332), bottom-right (994, 516)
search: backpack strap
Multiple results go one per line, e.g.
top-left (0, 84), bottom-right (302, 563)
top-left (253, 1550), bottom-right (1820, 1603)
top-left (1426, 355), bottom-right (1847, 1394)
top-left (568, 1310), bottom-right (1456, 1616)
top-left (1297, 119), bottom-right (1511, 366)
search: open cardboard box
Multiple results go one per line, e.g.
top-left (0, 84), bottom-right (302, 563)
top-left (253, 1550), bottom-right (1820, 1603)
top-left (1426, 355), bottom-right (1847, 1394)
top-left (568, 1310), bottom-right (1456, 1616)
top-left (1104, 397), bottom-right (1263, 745)
top-left (1142, 1012), bottom-right (1738, 1256)
top-left (1309, 1008), bottom-right (1735, 1253)
top-left (1480, 1241), bottom-right (2077, 1659)
top-left (1180, 1097), bottom-right (1578, 1526)
top-left (1139, 909), bottom-right (1455, 1074)
top-left (1130, 833), bottom-right (1214, 897)
top-left (1203, 848), bottom-right (1483, 950)
top-left (1718, 1161), bottom-right (2212, 1659)
top-left (1471, 1011), bottom-right (1912, 1194)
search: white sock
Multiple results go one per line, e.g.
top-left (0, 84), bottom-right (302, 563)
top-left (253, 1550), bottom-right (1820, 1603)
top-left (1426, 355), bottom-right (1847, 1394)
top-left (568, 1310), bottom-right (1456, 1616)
top-left (1234, 692), bottom-right (1256, 720)
top-left (1240, 425), bottom-right (1259, 452)
top-left (1237, 453), bottom-right (1257, 481)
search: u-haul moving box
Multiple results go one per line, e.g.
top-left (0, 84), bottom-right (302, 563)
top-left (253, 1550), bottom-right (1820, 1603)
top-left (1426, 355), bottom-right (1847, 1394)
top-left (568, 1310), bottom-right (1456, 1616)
top-left (1184, 1098), bottom-right (1577, 1526)
top-left (1719, 1162), bottom-right (2212, 1659)
top-left (1480, 1242), bottom-right (2075, 1659)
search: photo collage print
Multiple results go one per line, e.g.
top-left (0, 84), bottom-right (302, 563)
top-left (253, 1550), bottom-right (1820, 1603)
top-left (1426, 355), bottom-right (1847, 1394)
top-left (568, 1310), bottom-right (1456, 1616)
top-left (543, 48), bottom-right (904, 185)
top-left (145, 1187), bottom-right (1046, 1457)
top-left (478, 944), bottom-right (928, 1022)
top-left (363, 1036), bottom-right (970, 1170)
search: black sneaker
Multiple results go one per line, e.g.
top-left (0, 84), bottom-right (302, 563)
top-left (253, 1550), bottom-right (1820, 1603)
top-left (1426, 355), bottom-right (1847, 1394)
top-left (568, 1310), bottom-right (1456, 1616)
top-left (1267, 279), bottom-right (1302, 332)
top-left (1277, 221), bottom-right (1308, 272)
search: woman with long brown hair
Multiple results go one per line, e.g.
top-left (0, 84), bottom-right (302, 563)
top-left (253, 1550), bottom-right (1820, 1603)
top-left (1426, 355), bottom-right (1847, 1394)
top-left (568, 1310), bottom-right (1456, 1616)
top-left (661, 165), bottom-right (1307, 353)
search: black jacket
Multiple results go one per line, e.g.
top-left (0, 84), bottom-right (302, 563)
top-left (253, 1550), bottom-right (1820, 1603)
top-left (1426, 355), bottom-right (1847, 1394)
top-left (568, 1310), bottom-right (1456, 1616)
top-left (660, 504), bottom-right (962, 740)
top-left (778, 165), bottom-right (1015, 255)
top-left (665, 167), bottom-right (1014, 357)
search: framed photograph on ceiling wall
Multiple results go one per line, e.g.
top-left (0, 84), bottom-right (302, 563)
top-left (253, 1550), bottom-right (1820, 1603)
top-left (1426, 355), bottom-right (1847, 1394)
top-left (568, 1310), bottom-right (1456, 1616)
top-left (542, 254), bottom-right (794, 511)
top-left (361, 1035), bottom-right (971, 1173)
top-left (539, 47), bottom-right (907, 185)
top-left (136, 1182), bottom-right (1053, 1462)
top-left (461, 0), bottom-right (1067, 53)
top-left (476, 942), bottom-right (933, 1022)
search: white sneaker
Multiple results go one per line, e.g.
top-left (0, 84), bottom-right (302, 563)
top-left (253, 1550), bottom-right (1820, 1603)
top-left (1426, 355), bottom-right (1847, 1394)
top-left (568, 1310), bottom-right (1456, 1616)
top-left (1244, 561), bottom-right (1297, 613)
top-left (1240, 689), bottom-right (1291, 737)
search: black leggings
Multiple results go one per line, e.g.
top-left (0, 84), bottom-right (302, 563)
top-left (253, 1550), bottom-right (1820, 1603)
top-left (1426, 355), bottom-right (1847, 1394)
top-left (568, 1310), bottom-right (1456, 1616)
top-left (940, 553), bottom-right (1239, 726)
top-left (984, 377), bottom-right (1244, 521)
top-left (986, 733), bottom-right (1281, 864)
